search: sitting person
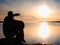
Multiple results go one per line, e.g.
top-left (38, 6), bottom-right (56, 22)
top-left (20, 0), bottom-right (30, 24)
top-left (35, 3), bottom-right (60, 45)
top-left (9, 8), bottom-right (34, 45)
top-left (3, 11), bottom-right (25, 44)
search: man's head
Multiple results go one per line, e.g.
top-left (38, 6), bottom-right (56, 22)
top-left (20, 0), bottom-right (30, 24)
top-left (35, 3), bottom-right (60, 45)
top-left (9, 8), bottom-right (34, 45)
top-left (8, 11), bottom-right (13, 17)
top-left (8, 11), bottom-right (20, 17)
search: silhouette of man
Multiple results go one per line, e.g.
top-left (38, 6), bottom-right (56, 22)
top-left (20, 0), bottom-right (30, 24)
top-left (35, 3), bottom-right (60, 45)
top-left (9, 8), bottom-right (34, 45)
top-left (3, 11), bottom-right (16, 40)
top-left (3, 11), bottom-right (25, 44)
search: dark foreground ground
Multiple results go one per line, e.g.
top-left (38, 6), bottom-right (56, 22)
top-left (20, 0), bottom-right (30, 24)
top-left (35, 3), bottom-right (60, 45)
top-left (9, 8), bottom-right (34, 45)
top-left (0, 38), bottom-right (53, 45)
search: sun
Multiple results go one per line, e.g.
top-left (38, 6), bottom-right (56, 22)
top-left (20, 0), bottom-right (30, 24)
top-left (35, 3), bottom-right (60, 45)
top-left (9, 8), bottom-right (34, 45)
top-left (37, 5), bottom-right (52, 17)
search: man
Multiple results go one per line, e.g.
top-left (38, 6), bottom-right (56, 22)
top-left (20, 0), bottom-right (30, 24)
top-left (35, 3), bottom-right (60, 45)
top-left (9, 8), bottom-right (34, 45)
top-left (3, 11), bottom-right (16, 40)
top-left (3, 11), bottom-right (25, 44)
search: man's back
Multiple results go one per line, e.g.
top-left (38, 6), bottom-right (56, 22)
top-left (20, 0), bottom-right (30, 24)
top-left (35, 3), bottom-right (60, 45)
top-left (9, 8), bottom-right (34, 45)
top-left (3, 16), bottom-right (15, 38)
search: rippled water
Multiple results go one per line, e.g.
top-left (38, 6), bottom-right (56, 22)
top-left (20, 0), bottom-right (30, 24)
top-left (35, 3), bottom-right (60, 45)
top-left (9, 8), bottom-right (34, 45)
top-left (0, 22), bottom-right (60, 44)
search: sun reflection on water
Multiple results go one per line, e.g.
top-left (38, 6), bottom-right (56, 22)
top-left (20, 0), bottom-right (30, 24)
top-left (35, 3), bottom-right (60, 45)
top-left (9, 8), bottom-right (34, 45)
top-left (38, 21), bottom-right (50, 43)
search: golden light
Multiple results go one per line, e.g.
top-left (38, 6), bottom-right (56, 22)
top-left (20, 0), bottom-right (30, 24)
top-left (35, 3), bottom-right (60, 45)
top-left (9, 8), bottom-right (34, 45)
top-left (37, 5), bottom-right (52, 17)
top-left (38, 22), bottom-right (50, 40)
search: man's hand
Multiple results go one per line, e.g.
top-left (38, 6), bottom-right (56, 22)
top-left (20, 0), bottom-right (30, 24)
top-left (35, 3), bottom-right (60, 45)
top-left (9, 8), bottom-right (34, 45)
top-left (14, 13), bottom-right (20, 16)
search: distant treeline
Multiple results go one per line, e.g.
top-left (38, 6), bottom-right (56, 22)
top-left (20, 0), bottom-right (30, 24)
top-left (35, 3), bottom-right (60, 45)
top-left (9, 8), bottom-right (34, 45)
top-left (0, 21), bottom-right (60, 23)
top-left (0, 21), bottom-right (3, 23)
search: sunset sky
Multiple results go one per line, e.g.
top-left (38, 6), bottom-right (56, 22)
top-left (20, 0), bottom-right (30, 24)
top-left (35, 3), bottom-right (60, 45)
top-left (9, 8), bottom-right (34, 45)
top-left (0, 0), bottom-right (60, 21)
top-left (0, 0), bottom-right (60, 44)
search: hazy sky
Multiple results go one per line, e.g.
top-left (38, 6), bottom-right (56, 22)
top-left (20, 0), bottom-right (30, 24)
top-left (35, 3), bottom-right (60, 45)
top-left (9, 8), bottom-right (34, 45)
top-left (0, 0), bottom-right (60, 22)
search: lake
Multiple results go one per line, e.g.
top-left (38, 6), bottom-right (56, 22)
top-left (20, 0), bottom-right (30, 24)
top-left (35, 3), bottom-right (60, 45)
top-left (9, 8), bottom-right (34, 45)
top-left (0, 22), bottom-right (60, 44)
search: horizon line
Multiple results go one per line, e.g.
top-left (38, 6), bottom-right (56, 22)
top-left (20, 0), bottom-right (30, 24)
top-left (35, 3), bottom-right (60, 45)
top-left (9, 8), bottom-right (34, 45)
top-left (0, 21), bottom-right (60, 23)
